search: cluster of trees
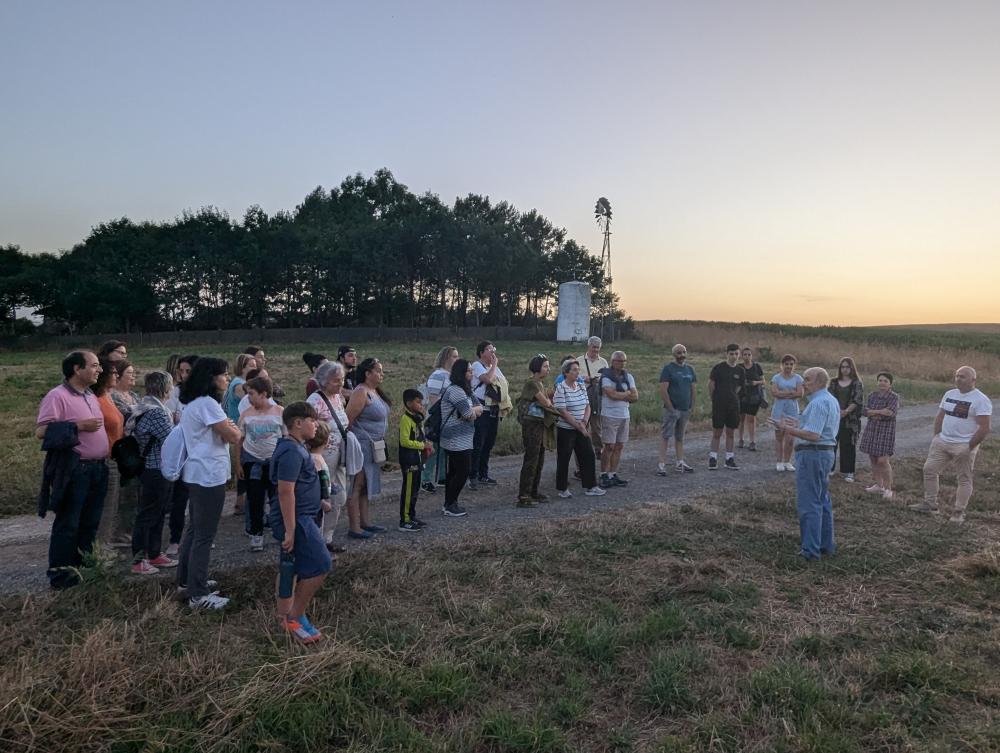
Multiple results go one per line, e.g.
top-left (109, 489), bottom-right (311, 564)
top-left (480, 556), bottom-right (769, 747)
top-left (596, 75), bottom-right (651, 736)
top-left (1, 169), bottom-right (628, 334)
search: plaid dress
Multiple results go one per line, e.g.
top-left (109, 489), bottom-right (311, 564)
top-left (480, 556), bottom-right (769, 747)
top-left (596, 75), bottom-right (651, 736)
top-left (859, 390), bottom-right (899, 457)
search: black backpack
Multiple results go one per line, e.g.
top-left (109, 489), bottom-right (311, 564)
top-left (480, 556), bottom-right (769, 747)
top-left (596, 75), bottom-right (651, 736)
top-left (112, 413), bottom-right (156, 481)
top-left (424, 386), bottom-right (457, 443)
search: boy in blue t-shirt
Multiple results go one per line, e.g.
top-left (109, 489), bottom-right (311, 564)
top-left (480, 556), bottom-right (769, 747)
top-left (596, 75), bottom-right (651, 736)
top-left (269, 401), bottom-right (332, 643)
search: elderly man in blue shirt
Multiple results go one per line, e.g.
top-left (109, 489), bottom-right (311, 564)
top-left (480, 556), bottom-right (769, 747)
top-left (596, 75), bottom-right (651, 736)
top-left (773, 367), bottom-right (841, 560)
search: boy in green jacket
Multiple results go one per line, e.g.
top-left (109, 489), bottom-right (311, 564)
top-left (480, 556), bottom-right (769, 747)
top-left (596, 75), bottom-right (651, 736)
top-left (399, 389), bottom-right (433, 532)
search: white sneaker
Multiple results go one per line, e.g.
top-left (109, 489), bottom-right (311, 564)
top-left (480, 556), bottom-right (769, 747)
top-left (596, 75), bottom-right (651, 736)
top-left (776, 463), bottom-right (786, 472)
top-left (865, 484), bottom-right (883, 494)
top-left (250, 535), bottom-right (264, 552)
top-left (558, 490), bottom-right (573, 499)
top-left (585, 486), bottom-right (607, 496)
top-left (784, 462), bottom-right (796, 472)
top-left (948, 513), bottom-right (966, 524)
top-left (165, 543), bottom-right (179, 557)
top-left (844, 474), bottom-right (855, 483)
top-left (882, 489), bottom-right (894, 500)
top-left (189, 592), bottom-right (229, 610)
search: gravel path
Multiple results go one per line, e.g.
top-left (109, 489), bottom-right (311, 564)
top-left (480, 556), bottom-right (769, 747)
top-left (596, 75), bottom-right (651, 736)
top-left (0, 400), bottom-right (982, 595)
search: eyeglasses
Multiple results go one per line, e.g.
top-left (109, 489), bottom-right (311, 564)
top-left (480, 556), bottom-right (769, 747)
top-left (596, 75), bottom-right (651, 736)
top-left (536, 353), bottom-right (547, 360)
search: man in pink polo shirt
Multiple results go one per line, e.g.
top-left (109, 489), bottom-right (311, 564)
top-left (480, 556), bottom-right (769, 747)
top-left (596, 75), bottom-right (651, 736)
top-left (36, 351), bottom-right (110, 589)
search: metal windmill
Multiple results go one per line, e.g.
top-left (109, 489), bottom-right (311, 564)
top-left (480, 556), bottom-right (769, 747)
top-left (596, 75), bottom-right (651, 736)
top-left (594, 197), bottom-right (613, 339)
top-left (594, 197), bottom-right (612, 283)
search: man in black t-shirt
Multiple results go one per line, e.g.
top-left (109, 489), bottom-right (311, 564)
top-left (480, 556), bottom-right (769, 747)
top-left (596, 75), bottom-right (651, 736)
top-left (708, 344), bottom-right (746, 470)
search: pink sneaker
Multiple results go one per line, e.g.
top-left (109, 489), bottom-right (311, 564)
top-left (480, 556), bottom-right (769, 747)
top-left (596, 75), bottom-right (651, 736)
top-left (148, 554), bottom-right (178, 568)
top-left (131, 559), bottom-right (160, 575)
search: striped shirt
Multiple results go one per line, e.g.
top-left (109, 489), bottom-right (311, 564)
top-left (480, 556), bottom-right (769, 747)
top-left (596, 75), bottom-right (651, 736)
top-left (439, 384), bottom-right (478, 452)
top-left (553, 381), bottom-right (589, 430)
top-left (427, 368), bottom-right (450, 399)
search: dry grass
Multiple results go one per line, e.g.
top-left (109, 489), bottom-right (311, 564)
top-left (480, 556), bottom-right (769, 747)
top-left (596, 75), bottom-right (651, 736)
top-left (638, 320), bottom-right (1000, 384)
top-left (3, 445), bottom-right (1000, 752)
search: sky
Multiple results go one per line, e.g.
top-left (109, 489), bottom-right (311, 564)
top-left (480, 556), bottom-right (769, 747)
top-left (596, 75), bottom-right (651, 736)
top-left (2, 0), bottom-right (1000, 326)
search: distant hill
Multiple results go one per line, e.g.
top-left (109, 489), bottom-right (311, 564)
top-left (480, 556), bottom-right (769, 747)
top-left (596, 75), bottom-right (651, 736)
top-left (877, 323), bottom-right (1000, 334)
top-left (638, 320), bottom-right (1000, 356)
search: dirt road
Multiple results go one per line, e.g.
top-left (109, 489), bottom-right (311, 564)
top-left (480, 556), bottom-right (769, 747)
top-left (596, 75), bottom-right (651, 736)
top-left (0, 400), bottom-right (983, 594)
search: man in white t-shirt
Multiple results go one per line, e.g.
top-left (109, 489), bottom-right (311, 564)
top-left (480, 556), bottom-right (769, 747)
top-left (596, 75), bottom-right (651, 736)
top-left (470, 341), bottom-right (506, 489)
top-left (599, 350), bottom-right (638, 487)
top-left (913, 366), bottom-right (992, 523)
top-left (578, 336), bottom-right (610, 459)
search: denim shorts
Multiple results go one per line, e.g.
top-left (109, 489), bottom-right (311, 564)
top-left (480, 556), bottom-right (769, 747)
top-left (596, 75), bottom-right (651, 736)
top-left (271, 514), bottom-right (332, 579)
top-left (661, 408), bottom-right (690, 441)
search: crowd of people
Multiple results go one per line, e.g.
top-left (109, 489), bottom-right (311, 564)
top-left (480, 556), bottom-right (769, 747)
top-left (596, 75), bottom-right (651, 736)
top-left (35, 336), bottom-right (992, 642)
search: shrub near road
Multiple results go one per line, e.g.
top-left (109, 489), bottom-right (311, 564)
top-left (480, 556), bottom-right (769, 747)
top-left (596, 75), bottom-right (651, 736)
top-left (1, 446), bottom-right (998, 751)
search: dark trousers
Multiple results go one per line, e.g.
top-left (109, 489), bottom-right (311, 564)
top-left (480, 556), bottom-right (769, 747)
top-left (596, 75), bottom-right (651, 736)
top-left (445, 449), bottom-right (472, 507)
top-left (470, 412), bottom-right (500, 481)
top-left (176, 483), bottom-right (226, 599)
top-left (835, 426), bottom-right (857, 474)
top-left (132, 468), bottom-right (172, 560)
top-left (168, 480), bottom-right (189, 545)
top-left (47, 460), bottom-right (109, 589)
top-left (243, 463), bottom-right (272, 536)
top-left (518, 421), bottom-right (546, 499)
top-left (556, 427), bottom-right (597, 490)
top-left (400, 465), bottom-right (421, 523)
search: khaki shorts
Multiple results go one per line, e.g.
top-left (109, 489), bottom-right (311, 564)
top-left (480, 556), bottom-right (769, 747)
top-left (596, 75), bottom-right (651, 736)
top-left (600, 416), bottom-right (630, 445)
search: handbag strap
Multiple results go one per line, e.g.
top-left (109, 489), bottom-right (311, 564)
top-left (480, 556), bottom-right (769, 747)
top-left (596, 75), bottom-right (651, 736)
top-left (317, 392), bottom-right (348, 440)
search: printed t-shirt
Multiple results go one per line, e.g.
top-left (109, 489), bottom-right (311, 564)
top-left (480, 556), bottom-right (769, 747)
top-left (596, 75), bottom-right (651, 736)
top-left (307, 391), bottom-right (349, 463)
top-left (37, 383), bottom-right (109, 460)
top-left (180, 396), bottom-right (231, 487)
top-left (600, 372), bottom-right (636, 419)
top-left (710, 362), bottom-right (745, 407)
top-left (659, 362), bottom-right (697, 411)
top-left (270, 437), bottom-right (320, 518)
top-left (939, 388), bottom-right (993, 444)
top-left (239, 410), bottom-right (285, 461)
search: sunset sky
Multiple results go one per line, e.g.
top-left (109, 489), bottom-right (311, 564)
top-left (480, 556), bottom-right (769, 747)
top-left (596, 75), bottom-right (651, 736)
top-left (3, 1), bottom-right (999, 326)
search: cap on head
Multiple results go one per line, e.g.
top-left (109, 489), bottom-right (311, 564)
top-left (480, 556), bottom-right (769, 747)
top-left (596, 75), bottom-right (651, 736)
top-left (337, 345), bottom-right (356, 360)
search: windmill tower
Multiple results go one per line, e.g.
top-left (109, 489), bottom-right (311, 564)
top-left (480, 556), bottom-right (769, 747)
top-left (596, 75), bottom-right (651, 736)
top-left (594, 197), bottom-right (613, 339)
top-left (595, 197), bottom-right (612, 281)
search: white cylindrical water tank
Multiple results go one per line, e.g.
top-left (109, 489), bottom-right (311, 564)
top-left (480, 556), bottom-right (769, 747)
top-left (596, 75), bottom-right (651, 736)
top-left (556, 281), bottom-right (592, 343)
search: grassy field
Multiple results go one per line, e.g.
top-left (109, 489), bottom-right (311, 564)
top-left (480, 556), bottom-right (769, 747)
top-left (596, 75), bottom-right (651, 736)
top-left (2, 333), bottom-right (985, 518)
top-left (2, 443), bottom-right (998, 751)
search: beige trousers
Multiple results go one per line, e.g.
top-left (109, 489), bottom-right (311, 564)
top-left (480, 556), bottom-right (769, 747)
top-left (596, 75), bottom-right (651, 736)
top-left (923, 435), bottom-right (978, 513)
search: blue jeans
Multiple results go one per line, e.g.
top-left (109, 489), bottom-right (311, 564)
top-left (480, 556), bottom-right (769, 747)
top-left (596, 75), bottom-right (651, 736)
top-left (795, 449), bottom-right (836, 559)
top-left (48, 460), bottom-right (109, 588)
top-left (421, 443), bottom-right (446, 485)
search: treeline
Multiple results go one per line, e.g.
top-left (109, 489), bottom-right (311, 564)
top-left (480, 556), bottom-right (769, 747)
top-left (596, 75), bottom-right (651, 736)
top-left (1, 169), bottom-right (626, 334)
